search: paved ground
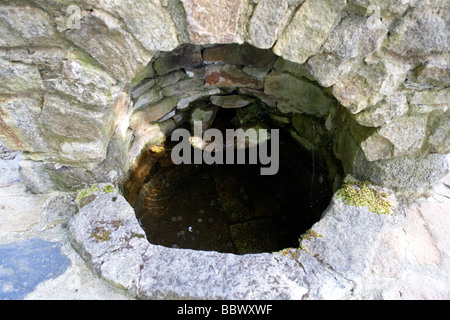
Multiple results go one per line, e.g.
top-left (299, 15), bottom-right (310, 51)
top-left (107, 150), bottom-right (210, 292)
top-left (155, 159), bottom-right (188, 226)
top-left (0, 146), bottom-right (449, 300)
top-left (0, 150), bottom-right (133, 300)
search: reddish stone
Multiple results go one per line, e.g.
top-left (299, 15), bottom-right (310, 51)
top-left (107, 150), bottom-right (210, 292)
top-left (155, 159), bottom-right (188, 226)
top-left (205, 64), bottom-right (263, 89)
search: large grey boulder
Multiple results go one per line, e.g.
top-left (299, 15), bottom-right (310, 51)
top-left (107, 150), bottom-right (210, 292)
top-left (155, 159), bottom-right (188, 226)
top-left (301, 195), bottom-right (390, 284)
top-left (68, 189), bottom-right (148, 297)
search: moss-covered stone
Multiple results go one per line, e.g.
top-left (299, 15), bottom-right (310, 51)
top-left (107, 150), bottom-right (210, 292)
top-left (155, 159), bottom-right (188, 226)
top-left (76, 184), bottom-right (99, 208)
top-left (336, 179), bottom-right (393, 215)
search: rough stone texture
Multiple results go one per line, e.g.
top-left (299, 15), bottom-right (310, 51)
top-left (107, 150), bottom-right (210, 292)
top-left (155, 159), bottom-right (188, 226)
top-left (247, 0), bottom-right (289, 49)
top-left (0, 147), bottom-right (449, 300)
top-left (303, 195), bottom-right (389, 284)
top-left (273, 0), bottom-right (347, 64)
top-left (181, 0), bottom-right (249, 44)
top-left (68, 191), bottom-right (148, 296)
top-left (203, 43), bottom-right (276, 68)
top-left (0, 5), bottom-right (55, 44)
top-left (130, 97), bottom-right (178, 130)
top-left (378, 115), bottom-right (428, 157)
top-left (409, 87), bottom-right (449, 113)
top-left (162, 77), bottom-right (204, 98)
top-left (332, 60), bottom-right (389, 114)
top-left (361, 134), bottom-right (394, 162)
top-left (138, 246), bottom-right (311, 300)
top-left (386, 1), bottom-right (449, 61)
top-left (405, 55), bottom-right (450, 90)
top-left (47, 57), bottom-right (119, 108)
top-left (190, 102), bottom-right (219, 133)
top-left (0, 1), bottom-right (448, 301)
top-left (363, 198), bottom-right (450, 299)
top-left (0, 58), bottom-right (43, 94)
top-left (153, 44), bottom-right (203, 75)
top-left (273, 56), bottom-right (315, 81)
top-left (132, 79), bottom-right (156, 100)
top-left (0, 146), bottom-right (21, 187)
top-left (40, 95), bottom-right (107, 142)
top-left (64, 10), bottom-right (152, 82)
top-left (264, 71), bottom-right (333, 116)
top-left (0, 95), bottom-right (48, 153)
top-left (348, 0), bottom-right (410, 19)
top-left (133, 86), bottom-right (164, 111)
top-left (92, 0), bottom-right (179, 52)
top-left (15, 88), bottom-right (132, 193)
top-left (68, 191), bottom-right (356, 299)
top-left (306, 14), bottom-right (388, 87)
top-left (358, 111), bottom-right (431, 161)
top-left (340, 129), bottom-right (450, 196)
top-left (427, 110), bottom-right (450, 154)
top-left (210, 95), bottom-right (254, 109)
top-left (64, 173), bottom-right (450, 299)
top-left (0, 1), bottom-right (447, 197)
top-left (205, 64), bottom-right (264, 89)
top-left (18, 159), bottom-right (98, 194)
top-left (354, 95), bottom-right (409, 128)
top-left (305, 185), bottom-right (450, 300)
top-left (0, 0), bottom-right (447, 211)
top-left (177, 88), bottom-right (222, 110)
top-left (0, 17), bottom-right (26, 47)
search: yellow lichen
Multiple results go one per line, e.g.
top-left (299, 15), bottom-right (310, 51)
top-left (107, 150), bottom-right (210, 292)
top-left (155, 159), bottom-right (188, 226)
top-left (102, 184), bottom-right (116, 194)
top-left (336, 179), bottom-right (393, 215)
top-left (76, 184), bottom-right (99, 208)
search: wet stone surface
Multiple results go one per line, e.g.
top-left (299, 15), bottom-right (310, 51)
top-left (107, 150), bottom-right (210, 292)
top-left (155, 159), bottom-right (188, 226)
top-left (0, 238), bottom-right (71, 300)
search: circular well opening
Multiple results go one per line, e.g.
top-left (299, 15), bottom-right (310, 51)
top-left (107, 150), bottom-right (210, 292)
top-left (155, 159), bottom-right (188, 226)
top-left (126, 105), bottom-right (333, 254)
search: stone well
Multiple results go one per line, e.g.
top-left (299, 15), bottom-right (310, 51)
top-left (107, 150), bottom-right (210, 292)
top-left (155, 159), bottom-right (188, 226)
top-left (0, 0), bottom-right (449, 299)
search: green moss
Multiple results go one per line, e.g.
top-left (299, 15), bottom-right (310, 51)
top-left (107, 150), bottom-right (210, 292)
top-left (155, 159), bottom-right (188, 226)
top-left (91, 226), bottom-right (111, 242)
top-left (274, 228), bottom-right (323, 259)
top-left (336, 179), bottom-right (393, 215)
top-left (76, 184), bottom-right (118, 208)
top-left (67, 49), bottom-right (100, 70)
top-left (76, 184), bottom-right (99, 208)
top-left (298, 229), bottom-right (323, 254)
top-left (90, 220), bottom-right (123, 242)
top-left (300, 229), bottom-right (323, 242)
top-left (276, 247), bottom-right (302, 259)
top-left (103, 184), bottom-right (116, 194)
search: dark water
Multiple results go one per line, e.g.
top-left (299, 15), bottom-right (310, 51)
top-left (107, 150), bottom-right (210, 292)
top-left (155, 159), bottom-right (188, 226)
top-left (133, 137), bottom-right (332, 254)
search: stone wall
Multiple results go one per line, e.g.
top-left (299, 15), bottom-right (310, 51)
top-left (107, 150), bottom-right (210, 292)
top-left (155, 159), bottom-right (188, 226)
top-left (0, 0), bottom-right (448, 195)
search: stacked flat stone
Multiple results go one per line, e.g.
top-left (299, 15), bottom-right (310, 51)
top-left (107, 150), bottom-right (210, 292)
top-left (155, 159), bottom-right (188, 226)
top-left (0, 0), bottom-right (447, 197)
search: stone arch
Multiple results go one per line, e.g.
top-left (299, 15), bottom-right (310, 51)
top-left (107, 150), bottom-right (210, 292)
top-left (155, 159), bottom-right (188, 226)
top-left (0, 0), bottom-right (446, 196)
